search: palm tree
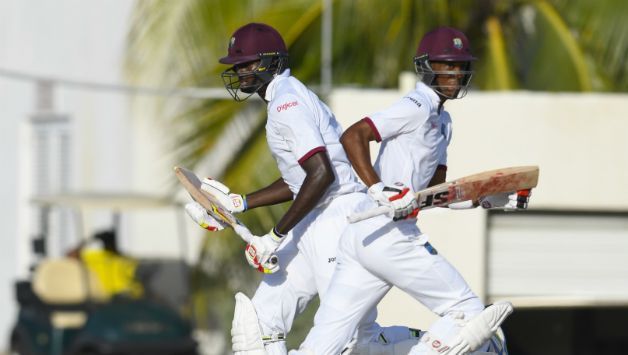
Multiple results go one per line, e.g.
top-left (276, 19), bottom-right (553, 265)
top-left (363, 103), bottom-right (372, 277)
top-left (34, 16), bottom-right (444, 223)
top-left (125, 0), bottom-right (628, 169)
top-left (124, 0), bottom-right (628, 350)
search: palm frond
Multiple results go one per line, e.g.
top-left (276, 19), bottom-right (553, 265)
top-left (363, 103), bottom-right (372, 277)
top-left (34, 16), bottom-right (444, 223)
top-left (534, 0), bottom-right (592, 90)
top-left (483, 16), bottom-right (517, 90)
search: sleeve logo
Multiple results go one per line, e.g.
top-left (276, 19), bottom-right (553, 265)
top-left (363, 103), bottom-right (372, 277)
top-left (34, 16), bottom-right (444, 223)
top-left (277, 101), bottom-right (299, 112)
top-left (403, 96), bottom-right (422, 109)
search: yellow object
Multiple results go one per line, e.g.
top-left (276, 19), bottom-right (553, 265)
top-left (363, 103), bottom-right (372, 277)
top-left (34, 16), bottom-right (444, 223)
top-left (33, 258), bottom-right (107, 303)
top-left (80, 250), bottom-right (144, 298)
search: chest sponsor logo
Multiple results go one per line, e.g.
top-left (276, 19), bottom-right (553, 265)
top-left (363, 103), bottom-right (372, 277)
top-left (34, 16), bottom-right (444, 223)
top-left (277, 101), bottom-right (299, 112)
top-left (328, 257), bottom-right (336, 263)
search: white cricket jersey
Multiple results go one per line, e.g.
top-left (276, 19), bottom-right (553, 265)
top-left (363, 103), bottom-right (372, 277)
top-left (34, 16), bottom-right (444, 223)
top-left (365, 81), bottom-right (452, 193)
top-left (264, 69), bottom-right (364, 206)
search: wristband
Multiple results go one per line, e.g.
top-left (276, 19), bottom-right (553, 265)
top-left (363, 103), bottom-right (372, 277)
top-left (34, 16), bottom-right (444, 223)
top-left (271, 226), bottom-right (286, 240)
top-left (242, 194), bottom-right (248, 211)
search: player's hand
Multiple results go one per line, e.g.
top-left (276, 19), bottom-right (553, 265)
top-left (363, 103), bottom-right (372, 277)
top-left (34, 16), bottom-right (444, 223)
top-left (200, 178), bottom-right (247, 213)
top-left (367, 182), bottom-right (420, 221)
top-left (478, 189), bottom-right (532, 211)
top-left (245, 228), bottom-right (282, 274)
top-left (185, 202), bottom-right (227, 231)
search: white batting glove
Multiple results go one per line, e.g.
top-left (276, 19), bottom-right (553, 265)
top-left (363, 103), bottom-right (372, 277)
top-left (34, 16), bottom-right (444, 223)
top-left (185, 202), bottom-right (226, 231)
top-left (200, 178), bottom-right (247, 213)
top-left (368, 182), bottom-right (420, 221)
top-left (245, 228), bottom-right (282, 274)
top-left (478, 189), bottom-right (532, 211)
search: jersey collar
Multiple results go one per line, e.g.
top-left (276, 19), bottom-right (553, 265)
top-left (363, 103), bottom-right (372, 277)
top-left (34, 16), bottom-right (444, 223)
top-left (264, 69), bottom-right (291, 102)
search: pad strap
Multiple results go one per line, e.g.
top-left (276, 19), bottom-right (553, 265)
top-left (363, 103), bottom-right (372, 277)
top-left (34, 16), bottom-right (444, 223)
top-left (261, 333), bottom-right (285, 344)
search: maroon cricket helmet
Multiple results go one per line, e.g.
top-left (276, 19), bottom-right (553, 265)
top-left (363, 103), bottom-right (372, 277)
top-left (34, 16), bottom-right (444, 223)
top-left (416, 26), bottom-right (476, 62)
top-left (219, 23), bottom-right (288, 65)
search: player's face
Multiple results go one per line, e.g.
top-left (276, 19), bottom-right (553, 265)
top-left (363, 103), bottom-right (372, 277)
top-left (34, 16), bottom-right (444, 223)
top-left (234, 60), bottom-right (262, 93)
top-left (431, 61), bottom-right (467, 98)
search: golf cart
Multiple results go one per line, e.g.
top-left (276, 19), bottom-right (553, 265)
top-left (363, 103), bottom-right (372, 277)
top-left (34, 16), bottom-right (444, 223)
top-left (10, 193), bottom-right (198, 355)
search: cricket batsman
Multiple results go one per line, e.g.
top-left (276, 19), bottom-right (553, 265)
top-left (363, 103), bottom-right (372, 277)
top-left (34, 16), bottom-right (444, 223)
top-left (289, 27), bottom-right (531, 355)
top-left (185, 23), bottom-right (429, 355)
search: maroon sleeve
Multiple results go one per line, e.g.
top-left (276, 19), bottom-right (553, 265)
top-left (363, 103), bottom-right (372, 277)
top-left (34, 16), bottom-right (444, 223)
top-left (362, 117), bottom-right (382, 143)
top-left (298, 146), bottom-right (327, 165)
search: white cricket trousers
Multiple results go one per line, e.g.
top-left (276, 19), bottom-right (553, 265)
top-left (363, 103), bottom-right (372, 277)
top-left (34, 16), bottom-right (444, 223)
top-left (294, 212), bottom-right (485, 355)
top-left (251, 192), bottom-right (381, 355)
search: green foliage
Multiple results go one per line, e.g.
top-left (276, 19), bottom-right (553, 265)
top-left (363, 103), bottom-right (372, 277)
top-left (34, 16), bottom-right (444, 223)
top-left (126, 0), bottom-right (628, 168)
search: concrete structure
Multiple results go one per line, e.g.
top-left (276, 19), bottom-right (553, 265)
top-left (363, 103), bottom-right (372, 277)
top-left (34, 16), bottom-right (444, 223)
top-left (0, 1), bottom-right (207, 349)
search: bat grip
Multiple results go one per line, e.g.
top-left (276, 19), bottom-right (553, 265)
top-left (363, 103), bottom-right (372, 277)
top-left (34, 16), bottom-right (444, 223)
top-left (347, 205), bottom-right (392, 223)
top-left (233, 223), bottom-right (253, 243)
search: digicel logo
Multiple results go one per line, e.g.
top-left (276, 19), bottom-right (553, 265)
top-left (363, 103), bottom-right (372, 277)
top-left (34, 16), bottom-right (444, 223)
top-left (277, 101), bottom-right (299, 112)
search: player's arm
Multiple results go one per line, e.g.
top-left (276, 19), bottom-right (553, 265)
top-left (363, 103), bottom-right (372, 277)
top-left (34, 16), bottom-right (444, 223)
top-left (340, 119), bottom-right (380, 186)
top-left (274, 151), bottom-right (334, 234)
top-left (245, 178), bottom-right (294, 209)
top-left (341, 119), bottom-right (418, 221)
top-left (428, 166), bottom-right (447, 187)
top-left (242, 151), bottom-right (334, 274)
top-left (198, 177), bottom-right (293, 215)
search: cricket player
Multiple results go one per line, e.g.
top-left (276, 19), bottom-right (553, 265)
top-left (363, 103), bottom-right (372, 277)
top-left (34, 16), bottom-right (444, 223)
top-left (185, 23), bottom-right (426, 355)
top-left (289, 27), bottom-right (530, 355)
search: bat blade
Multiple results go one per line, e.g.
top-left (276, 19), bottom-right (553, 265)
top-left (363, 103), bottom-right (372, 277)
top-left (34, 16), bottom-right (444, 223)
top-left (174, 166), bottom-right (252, 242)
top-left (348, 165), bottom-right (539, 223)
top-left (416, 165), bottom-right (539, 209)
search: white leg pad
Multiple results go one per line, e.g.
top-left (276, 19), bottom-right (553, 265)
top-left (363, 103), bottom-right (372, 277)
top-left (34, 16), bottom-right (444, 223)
top-left (445, 301), bottom-right (514, 354)
top-left (231, 292), bottom-right (267, 355)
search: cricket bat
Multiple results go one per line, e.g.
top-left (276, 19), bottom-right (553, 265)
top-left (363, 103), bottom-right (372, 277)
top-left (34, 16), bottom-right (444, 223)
top-left (174, 166), bottom-right (253, 243)
top-left (348, 166), bottom-right (539, 223)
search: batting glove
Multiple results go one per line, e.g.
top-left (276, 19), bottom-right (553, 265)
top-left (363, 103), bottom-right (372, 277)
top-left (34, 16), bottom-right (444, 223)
top-left (201, 178), bottom-right (247, 213)
top-left (185, 202), bottom-right (227, 231)
top-left (245, 228), bottom-right (282, 274)
top-left (478, 189), bottom-right (532, 211)
top-left (368, 182), bottom-right (420, 221)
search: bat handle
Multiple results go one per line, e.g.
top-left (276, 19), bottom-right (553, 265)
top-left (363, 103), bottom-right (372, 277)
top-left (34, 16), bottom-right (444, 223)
top-left (347, 205), bottom-right (392, 223)
top-left (233, 223), bottom-right (253, 243)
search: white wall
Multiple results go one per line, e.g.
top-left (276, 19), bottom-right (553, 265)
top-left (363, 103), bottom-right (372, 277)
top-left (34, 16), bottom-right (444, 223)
top-left (329, 84), bottom-right (628, 330)
top-left (0, 0), bottom-right (140, 348)
top-left (0, 2), bottom-right (214, 349)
